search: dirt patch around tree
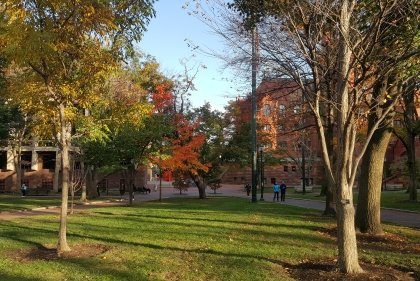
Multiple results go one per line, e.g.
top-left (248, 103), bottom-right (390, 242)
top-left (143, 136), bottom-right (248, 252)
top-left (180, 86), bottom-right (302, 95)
top-left (5, 243), bottom-right (109, 262)
top-left (286, 224), bottom-right (420, 281)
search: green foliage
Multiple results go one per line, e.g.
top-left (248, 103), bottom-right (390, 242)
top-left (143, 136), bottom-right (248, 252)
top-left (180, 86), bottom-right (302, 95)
top-left (0, 101), bottom-right (26, 146)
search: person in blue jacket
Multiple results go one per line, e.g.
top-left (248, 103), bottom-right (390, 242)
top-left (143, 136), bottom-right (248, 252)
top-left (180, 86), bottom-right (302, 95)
top-left (280, 180), bottom-right (287, 201)
top-left (272, 181), bottom-right (280, 202)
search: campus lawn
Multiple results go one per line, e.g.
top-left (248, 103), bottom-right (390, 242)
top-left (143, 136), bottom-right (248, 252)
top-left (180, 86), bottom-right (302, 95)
top-left (0, 196), bottom-right (119, 213)
top-left (287, 189), bottom-right (420, 212)
top-left (0, 197), bottom-right (419, 281)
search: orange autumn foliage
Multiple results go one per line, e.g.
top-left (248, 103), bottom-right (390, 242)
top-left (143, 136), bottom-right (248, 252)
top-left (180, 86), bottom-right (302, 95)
top-left (151, 86), bottom-right (210, 175)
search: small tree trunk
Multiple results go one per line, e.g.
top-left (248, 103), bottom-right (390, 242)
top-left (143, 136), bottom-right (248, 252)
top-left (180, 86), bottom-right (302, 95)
top-left (57, 103), bottom-right (71, 255)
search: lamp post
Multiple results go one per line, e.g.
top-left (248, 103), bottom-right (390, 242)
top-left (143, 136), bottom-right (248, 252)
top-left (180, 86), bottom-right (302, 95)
top-left (251, 25), bottom-right (258, 203)
top-left (259, 145), bottom-right (264, 201)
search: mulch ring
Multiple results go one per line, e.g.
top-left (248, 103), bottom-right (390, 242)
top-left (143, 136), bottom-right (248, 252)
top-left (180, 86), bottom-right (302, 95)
top-left (5, 243), bottom-right (109, 262)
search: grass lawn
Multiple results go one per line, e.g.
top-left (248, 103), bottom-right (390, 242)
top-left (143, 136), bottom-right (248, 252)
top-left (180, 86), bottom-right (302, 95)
top-left (0, 196), bottom-right (120, 213)
top-left (0, 197), bottom-right (419, 281)
top-left (287, 189), bottom-right (420, 212)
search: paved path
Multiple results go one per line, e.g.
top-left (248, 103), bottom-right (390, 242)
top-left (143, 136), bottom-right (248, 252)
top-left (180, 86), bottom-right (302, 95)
top-left (1, 185), bottom-right (419, 229)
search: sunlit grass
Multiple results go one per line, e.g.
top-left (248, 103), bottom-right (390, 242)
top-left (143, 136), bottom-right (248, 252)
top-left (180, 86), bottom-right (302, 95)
top-left (0, 197), bottom-right (418, 281)
top-left (287, 189), bottom-right (420, 212)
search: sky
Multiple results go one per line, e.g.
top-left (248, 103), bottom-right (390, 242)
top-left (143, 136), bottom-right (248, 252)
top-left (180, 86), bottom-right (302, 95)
top-left (138, 0), bottom-right (238, 111)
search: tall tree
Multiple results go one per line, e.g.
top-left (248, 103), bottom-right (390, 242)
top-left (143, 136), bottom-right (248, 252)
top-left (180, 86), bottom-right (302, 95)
top-left (0, 0), bottom-right (157, 255)
top-left (191, 0), bottom-right (420, 273)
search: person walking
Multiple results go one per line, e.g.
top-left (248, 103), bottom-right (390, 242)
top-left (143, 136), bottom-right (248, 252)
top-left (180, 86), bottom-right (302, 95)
top-left (20, 184), bottom-right (27, 197)
top-left (245, 183), bottom-right (251, 197)
top-left (119, 184), bottom-right (125, 200)
top-left (273, 181), bottom-right (280, 202)
top-left (97, 185), bottom-right (100, 197)
top-left (280, 180), bottom-right (287, 202)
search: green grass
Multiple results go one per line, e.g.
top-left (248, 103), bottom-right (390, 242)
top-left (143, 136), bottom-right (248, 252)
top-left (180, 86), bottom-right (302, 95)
top-left (287, 189), bottom-right (420, 212)
top-left (0, 197), bottom-right (419, 281)
top-left (0, 197), bottom-right (119, 213)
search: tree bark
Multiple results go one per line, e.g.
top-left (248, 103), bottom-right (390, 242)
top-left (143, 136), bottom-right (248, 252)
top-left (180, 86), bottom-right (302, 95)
top-left (57, 103), bottom-right (71, 255)
top-left (355, 126), bottom-right (390, 235)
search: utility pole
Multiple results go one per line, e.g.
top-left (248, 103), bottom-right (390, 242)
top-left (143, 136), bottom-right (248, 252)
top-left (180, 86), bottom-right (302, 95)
top-left (251, 25), bottom-right (258, 203)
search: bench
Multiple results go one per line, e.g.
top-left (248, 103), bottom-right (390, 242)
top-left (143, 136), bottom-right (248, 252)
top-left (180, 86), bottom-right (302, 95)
top-left (27, 188), bottom-right (51, 196)
top-left (385, 184), bottom-right (404, 191)
top-left (294, 186), bottom-right (314, 193)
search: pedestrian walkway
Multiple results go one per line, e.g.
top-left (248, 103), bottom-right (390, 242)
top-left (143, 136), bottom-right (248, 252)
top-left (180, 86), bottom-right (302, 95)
top-left (1, 185), bottom-right (419, 229)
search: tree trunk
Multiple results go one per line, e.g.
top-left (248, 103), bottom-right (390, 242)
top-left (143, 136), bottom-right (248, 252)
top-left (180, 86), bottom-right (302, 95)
top-left (355, 126), bottom-right (390, 235)
top-left (197, 183), bottom-right (207, 199)
top-left (407, 131), bottom-right (417, 201)
top-left (334, 1), bottom-right (363, 271)
top-left (336, 188), bottom-right (362, 273)
top-left (57, 103), bottom-right (71, 255)
top-left (53, 151), bottom-right (61, 193)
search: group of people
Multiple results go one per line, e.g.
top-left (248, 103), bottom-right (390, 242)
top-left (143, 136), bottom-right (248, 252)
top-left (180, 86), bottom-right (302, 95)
top-left (244, 180), bottom-right (287, 202)
top-left (272, 181), bottom-right (287, 202)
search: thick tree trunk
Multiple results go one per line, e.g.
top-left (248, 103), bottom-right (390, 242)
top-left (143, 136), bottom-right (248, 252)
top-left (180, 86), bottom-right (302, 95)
top-left (355, 125), bottom-right (390, 234)
top-left (57, 103), bottom-right (71, 255)
top-left (197, 184), bottom-right (207, 199)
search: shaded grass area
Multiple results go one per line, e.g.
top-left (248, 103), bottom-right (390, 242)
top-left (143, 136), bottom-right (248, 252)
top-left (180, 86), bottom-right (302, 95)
top-left (287, 189), bottom-right (420, 212)
top-left (0, 197), bottom-right (119, 213)
top-left (0, 197), bottom-right (419, 281)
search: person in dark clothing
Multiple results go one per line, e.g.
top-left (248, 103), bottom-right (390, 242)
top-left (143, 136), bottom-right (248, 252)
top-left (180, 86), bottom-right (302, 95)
top-left (280, 180), bottom-right (287, 202)
top-left (119, 184), bottom-right (125, 199)
top-left (97, 185), bottom-right (100, 197)
top-left (245, 183), bottom-right (251, 197)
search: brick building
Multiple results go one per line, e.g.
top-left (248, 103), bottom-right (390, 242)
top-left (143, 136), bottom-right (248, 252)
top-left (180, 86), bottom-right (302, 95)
top-left (223, 79), bottom-right (323, 187)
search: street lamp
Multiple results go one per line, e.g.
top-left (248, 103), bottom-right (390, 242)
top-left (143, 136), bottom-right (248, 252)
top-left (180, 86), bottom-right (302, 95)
top-left (259, 145), bottom-right (264, 201)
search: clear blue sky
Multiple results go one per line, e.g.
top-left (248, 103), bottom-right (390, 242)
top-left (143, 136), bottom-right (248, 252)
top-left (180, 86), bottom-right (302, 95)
top-left (138, 0), bottom-right (237, 111)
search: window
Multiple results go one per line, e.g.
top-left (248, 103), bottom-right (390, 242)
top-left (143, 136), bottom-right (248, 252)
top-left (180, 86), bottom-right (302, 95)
top-left (279, 104), bottom-right (286, 117)
top-left (394, 120), bottom-right (402, 127)
top-left (278, 141), bottom-right (287, 148)
top-left (278, 124), bottom-right (285, 131)
top-left (267, 142), bottom-right (273, 148)
top-left (42, 179), bottom-right (53, 189)
top-left (0, 180), bottom-right (5, 191)
top-left (241, 177), bottom-right (246, 184)
top-left (264, 124), bottom-right (271, 131)
top-left (292, 166), bottom-right (296, 172)
top-left (283, 166), bottom-right (288, 172)
top-left (294, 105), bottom-right (300, 114)
top-left (263, 104), bottom-right (271, 116)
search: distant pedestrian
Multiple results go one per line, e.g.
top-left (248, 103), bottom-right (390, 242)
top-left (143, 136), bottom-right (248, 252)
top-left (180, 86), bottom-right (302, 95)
top-left (245, 183), bottom-right (251, 197)
top-left (97, 185), bottom-right (100, 197)
top-left (280, 180), bottom-right (287, 202)
top-left (20, 184), bottom-right (27, 197)
top-left (273, 181), bottom-right (280, 202)
top-left (119, 184), bottom-right (125, 199)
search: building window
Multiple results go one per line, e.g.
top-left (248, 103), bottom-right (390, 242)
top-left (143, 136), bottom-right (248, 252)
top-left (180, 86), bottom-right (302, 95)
top-left (292, 166), bottom-right (296, 172)
top-left (279, 104), bottom-right (286, 117)
top-left (241, 177), bottom-right (246, 184)
top-left (394, 120), bottom-right (402, 127)
top-left (267, 142), bottom-right (273, 148)
top-left (284, 166), bottom-right (288, 172)
top-left (264, 124), bottom-right (271, 131)
top-left (0, 180), bottom-right (5, 191)
top-left (263, 104), bottom-right (271, 116)
top-left (278, 141), bottom-right (287, 148)
top-left (278, 124), bottom-right (285, 131)
top-left (294, 105), bottom-right (300, 114)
